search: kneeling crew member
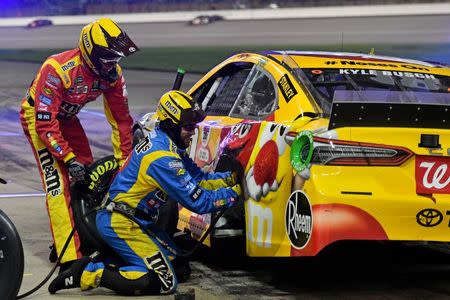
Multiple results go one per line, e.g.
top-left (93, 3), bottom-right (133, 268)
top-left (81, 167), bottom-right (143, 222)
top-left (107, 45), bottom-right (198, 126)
top-left (48, 90), bottom-right (242, 295)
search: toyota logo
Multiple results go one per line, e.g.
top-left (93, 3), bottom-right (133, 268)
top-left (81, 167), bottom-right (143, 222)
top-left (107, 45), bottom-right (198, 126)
top-left (416, 209), bottom-right (443, 227)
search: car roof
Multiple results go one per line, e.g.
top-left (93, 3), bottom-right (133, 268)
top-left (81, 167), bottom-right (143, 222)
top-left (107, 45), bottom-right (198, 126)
top-left (259, 50), bottom-right (447, 68)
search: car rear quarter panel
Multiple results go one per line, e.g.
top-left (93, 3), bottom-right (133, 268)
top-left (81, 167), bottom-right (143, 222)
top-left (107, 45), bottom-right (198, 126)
top-left (293, 126), bottom-right (450, 256)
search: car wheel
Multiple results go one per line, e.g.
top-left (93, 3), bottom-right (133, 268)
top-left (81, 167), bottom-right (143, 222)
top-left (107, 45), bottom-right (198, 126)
top-left (155, 198), bottom-right (179, 237)
top-left (71, 155), bottom-right (118, 256)
top-left (0, 209), bottom-right (24, 300)
top-left (133, 127), bottom-right (145, 147)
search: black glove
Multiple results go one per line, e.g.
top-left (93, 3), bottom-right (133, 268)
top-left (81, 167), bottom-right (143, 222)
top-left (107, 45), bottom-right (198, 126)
top-left (66, 158), bottom-right (89, 183)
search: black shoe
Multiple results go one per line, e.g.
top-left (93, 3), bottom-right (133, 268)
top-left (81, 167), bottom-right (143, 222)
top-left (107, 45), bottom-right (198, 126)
top-left (172, 258), bottom-right (191, 283)
top-left (58, 260), bottom-right (75, 274)
top-left (48, 256), bottom-right (90, 294)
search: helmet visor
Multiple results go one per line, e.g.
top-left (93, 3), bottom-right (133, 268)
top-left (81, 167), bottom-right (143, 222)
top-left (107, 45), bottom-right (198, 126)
top-left (90, 47), bottom-right (124, 73)
top-left (105, 31), bottom-right (139, 57)
top-left (181, 123), bottom-right (197, 132)
top-left (180, 105), bottom-right (206, 125)
top-left (99, 55), bottom-right (122, 65)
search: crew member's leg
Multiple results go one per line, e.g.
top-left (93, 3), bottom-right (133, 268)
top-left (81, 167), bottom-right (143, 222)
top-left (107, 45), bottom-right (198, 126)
top-left (59, 117), bottom-right (93, 165)
top-left (95, 211), bottom-right (178, 294)
top-left (20, 101), bottom-right (81, 263)
top-left (49, 210), bottom-right (178, 295)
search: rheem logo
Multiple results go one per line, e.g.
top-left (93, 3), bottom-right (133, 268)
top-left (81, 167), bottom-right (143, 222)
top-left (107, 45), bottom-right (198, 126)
top-left (285, 190), bottom-right (312, 249)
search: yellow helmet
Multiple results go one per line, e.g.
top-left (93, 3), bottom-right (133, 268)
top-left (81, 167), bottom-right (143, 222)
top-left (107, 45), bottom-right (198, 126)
top-left (157, 90), bottom-right (206, 127)
top-left (79, 18), bottom-right (138, 80)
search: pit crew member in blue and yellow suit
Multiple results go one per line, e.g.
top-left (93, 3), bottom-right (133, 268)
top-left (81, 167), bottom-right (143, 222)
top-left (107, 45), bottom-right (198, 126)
top-left (19, 18), bottom-right (139, 268)
top-left (48, 90), bottom-right (242, 295)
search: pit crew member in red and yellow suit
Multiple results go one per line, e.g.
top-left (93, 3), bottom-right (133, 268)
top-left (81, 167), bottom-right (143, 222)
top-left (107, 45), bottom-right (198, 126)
top-left (19, 18), bottom-right (139, 268)
top-left (48, 90), bottom-right (242, 295)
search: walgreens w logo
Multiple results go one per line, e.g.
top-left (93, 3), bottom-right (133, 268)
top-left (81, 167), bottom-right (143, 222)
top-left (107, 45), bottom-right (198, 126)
top-left (416, 156), bottom-right (450, 194)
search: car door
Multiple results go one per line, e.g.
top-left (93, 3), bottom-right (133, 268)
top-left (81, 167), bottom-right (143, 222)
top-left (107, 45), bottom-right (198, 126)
top-left (183, 54), bottom-right (316, 255)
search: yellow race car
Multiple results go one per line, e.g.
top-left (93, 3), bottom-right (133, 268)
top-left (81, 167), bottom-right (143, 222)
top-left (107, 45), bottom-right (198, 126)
top-left (134, 51), bottom-right (450, 257)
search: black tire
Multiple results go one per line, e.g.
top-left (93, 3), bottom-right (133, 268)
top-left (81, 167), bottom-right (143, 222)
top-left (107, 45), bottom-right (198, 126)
top-left (155, 198), bottom-right (179, 237)
top-left (71, 155), bottom-right (118, 256)
top-left (0, 209), bottom-right (24, 300)
top-left (71, 183), bottom-right (103, 256)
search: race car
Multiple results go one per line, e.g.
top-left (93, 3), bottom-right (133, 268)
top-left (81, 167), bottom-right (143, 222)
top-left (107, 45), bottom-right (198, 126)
top-left (26, 19), bottom-right (53, 29)
top-left (134, 51), bottom-right (450, 257)
top-left (188, 15), bottom-right (224, 26)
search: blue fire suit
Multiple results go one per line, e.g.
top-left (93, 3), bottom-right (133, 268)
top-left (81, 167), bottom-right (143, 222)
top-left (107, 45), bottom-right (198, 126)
top-left (79, 127), bottom-right (239, 294)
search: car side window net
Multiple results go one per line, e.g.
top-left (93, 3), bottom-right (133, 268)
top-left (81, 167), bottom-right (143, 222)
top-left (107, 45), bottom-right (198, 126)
top-left (230, 67), bottom-right (277, 119)
top-left (201, 66), bottom-right (252, 116)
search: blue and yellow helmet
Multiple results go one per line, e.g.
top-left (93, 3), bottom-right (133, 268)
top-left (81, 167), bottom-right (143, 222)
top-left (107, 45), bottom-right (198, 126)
top-left (157, 90), bottom-right (206, 126)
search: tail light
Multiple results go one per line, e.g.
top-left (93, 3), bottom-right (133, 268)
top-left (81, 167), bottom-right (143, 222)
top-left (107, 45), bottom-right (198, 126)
top-left (306, 137), bottom-right (413, 166)
top-left (286, 129), bottom-right (414, 167)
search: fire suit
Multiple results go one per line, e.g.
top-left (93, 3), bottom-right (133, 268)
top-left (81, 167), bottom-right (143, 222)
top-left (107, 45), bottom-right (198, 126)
top-left (79, 127), bottom-right (239, 294)
top-left (19, 48), bottom-right (133, 263)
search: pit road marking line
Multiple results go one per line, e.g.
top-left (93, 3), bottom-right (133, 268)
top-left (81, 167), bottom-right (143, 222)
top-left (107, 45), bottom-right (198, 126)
top-left (0, 193), bottom-right (45, 198)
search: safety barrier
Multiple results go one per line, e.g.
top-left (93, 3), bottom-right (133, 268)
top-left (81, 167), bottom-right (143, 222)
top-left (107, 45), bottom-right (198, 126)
top-left (0, 2), bottom-right (449, 27)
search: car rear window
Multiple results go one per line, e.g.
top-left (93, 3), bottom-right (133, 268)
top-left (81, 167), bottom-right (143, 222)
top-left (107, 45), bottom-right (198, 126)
top-left (298, 68), bottom-right (449, 115)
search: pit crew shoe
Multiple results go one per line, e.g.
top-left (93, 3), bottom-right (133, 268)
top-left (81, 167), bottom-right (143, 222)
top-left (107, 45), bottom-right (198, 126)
top-left (58, 260), bottom-right (75, 274)
top-left (172, 257), bottom-right (191, 283)
top-left (48, 256), bottom-right (90, 294)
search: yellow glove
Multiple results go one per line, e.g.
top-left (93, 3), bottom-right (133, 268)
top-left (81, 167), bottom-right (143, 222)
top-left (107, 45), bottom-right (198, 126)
top-left (224, 171), bottom-right (239, 186)
top-left (230, 183), bottom-right (242, 198)
top-left (222, 184), bottom-right (242, 208)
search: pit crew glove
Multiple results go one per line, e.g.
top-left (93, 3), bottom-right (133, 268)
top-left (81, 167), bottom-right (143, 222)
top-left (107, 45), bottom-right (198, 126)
top-left (224, 171), bottom-right (239, 186)
top-left (66, 158), bottom-right (89, 183)
top-left (226, 183), bottom-right (242, 207)
top-left (231, 183), bottom-right (242, 198)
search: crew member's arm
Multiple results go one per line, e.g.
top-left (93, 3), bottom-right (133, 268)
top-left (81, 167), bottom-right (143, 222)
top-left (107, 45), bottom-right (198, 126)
top-left (179, 151), bottom-right (238, 189)
top-left (103, 65), bottom-right (133, 165)
top-left (33, 63), bottom-right (75, 163)
top-left (148, 155), bottom-right (240, 215)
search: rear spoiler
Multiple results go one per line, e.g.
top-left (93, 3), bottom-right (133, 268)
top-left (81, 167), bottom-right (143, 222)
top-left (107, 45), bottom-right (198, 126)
top-left (329, 101), bottom-right (449, 130)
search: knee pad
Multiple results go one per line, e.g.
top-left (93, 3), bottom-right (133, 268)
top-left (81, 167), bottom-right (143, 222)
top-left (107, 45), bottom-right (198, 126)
top-left (100, 267), bottom-right (161, 296)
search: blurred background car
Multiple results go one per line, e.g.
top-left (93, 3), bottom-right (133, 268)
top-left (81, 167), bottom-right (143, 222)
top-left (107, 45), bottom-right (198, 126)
top-left (189, 14), bottom-right (224, 26)
top-left (26, 19), bottom-right (53, 29)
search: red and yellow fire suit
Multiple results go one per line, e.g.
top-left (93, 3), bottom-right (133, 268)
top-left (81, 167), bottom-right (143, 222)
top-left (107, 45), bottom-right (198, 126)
top-left (19, 48), bottom-right (133, 263)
